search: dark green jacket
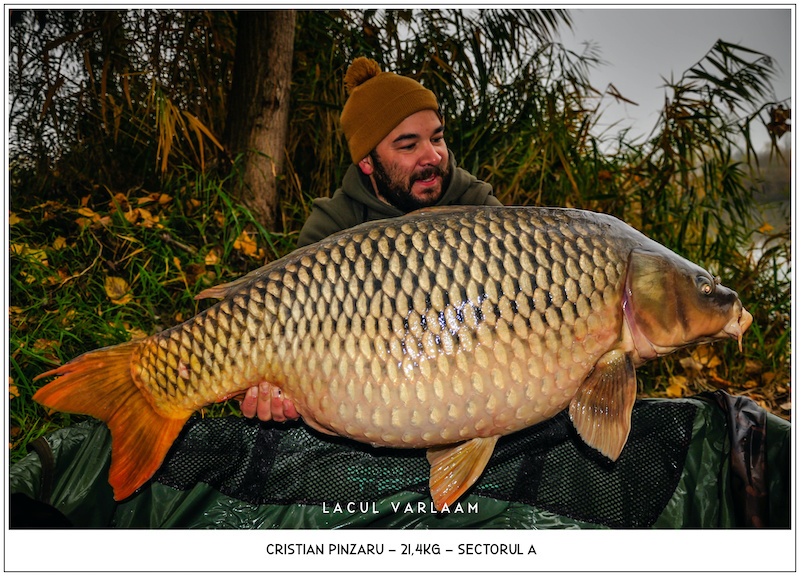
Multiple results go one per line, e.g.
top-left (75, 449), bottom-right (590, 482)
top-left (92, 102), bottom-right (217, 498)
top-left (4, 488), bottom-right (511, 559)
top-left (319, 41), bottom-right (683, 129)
top-left (297, 153), bottom-right (502, 247)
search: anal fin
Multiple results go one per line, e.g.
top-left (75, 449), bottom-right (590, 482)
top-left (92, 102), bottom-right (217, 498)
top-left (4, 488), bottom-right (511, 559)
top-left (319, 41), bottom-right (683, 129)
top-left (569, 349), bottom-right (637, 461)
top-left (426, 436), bottom-right (499, 511)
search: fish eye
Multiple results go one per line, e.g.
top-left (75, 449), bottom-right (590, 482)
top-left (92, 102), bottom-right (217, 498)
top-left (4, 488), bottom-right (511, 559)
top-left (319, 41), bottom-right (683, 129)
top-left (696, 275), bottom-right (714, 296)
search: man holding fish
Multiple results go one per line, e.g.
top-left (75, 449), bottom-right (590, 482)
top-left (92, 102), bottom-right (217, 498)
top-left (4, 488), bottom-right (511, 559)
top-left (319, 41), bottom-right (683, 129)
top-left (25, 56), bottom-right (785, 527)
top-left (240, 57), bottom-right (503, 422)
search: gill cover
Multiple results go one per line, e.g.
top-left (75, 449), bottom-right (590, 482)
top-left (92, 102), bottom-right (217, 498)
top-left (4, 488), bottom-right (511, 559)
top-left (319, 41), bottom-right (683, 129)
top-left (624, 249), bottom-right (742, 353)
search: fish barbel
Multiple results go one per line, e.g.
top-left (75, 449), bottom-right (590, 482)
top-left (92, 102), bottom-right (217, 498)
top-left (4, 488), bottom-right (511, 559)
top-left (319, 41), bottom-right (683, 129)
top-left (34, 206), bottom-right (752, 510)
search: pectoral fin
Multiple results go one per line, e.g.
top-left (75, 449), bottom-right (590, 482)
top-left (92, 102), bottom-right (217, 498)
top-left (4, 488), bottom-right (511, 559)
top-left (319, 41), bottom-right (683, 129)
top-left (426, 435), bottom-right (499, 511)
top-left (569, 349), bottom-right (637, 461)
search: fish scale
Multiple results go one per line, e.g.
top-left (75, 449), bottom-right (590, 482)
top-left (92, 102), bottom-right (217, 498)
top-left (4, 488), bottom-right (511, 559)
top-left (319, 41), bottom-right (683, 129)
top-left (34, 206), bottom-right (752, 508)
top-left (133, 208), bottom-right (625, 446)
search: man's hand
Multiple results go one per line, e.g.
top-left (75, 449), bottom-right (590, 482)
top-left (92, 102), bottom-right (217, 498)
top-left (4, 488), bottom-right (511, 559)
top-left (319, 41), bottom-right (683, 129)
top-left (240, 382), bottom-right (300, 422)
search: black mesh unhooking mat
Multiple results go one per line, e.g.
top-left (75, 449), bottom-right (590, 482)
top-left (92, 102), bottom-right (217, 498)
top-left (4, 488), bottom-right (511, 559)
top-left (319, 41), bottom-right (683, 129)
top-left (153, 399), bottom-right (697, 528)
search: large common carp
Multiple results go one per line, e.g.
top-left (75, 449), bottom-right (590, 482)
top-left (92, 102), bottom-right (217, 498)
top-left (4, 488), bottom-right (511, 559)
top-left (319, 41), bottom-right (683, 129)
top-left (34, 206), bottom-right (752, 510)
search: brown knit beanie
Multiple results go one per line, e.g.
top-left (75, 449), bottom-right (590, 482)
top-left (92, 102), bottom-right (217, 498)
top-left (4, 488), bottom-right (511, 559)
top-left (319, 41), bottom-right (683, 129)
top-left (340, 57), bottom-right (441, 163)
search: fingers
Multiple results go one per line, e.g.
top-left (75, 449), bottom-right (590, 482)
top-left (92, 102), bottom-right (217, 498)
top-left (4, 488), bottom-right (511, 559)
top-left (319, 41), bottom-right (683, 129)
top-left (257, 383), bottom-right (278, 421)
top-left (239, 386), bottom-right (260, 419)
top-left (238, 383), bottom-right (273, 421)
top-left (269, 385), bottom-right (287, 422)
top-left (238, 382), bottom-right (300, 422)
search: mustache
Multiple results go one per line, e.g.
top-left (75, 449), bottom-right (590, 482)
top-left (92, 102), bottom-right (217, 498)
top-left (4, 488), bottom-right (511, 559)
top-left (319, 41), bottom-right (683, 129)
top-left (410, 165), bottom-right (446, 184)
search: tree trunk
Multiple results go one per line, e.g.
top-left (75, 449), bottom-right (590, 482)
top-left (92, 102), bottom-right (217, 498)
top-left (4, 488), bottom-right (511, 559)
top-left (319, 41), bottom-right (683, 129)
top-left (225, 10), bottom-right (296, 230)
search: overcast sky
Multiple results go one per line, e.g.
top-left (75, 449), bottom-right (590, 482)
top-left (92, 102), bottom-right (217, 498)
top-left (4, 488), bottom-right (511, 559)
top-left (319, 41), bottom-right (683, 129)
top-left (559, 7), bottom-right (793, 151)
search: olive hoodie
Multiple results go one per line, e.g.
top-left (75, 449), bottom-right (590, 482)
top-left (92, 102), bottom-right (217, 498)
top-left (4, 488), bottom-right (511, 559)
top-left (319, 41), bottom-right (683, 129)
top-left (297, 153), bottom-right (501, 247)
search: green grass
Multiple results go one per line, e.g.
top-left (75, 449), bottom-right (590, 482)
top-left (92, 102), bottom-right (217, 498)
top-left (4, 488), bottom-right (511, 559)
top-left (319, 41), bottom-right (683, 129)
top-left (9, 168), bottom-right (299, 465)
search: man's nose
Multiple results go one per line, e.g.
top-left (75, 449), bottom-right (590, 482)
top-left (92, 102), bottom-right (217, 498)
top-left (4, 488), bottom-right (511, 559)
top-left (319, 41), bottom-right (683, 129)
top-left (419, 141), bottom-right (442, 166)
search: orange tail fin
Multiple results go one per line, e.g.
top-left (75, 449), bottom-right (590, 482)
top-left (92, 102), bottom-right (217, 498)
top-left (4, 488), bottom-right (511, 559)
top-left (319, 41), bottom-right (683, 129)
top-left (33, 341), bottom-right (191, 501)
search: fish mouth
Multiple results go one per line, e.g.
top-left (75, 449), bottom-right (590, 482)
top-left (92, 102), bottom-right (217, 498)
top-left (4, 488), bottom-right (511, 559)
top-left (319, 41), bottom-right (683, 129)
top-left (720, 305), bottom-right (754, 352)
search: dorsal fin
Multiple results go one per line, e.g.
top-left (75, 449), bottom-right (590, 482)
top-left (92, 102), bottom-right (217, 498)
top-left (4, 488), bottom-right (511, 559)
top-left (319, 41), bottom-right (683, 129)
top-left (194, 262), bottom-right (275, 300)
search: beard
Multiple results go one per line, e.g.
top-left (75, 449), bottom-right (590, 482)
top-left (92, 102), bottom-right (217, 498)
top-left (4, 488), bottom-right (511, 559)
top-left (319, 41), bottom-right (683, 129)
top-left (370, 152), bottom-right (451, 213)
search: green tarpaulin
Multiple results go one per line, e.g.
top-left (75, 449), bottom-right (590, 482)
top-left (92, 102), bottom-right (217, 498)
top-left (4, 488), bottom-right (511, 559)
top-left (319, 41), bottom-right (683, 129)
top-left (9, 391), bottom-right (790, 529)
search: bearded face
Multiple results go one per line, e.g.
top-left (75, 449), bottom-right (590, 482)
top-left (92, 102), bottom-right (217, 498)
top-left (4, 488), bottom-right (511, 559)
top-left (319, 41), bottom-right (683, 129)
top-left (370, 150), bottom-right (451, 212)
top-left (358, 110), bottom-right (452, 213)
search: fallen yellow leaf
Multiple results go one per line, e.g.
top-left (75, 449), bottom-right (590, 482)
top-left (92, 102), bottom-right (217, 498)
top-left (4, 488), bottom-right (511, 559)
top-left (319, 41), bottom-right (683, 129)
top-left (27, 248), bottom-right (49, 266)
top-left (44, 273), bottom-right (62, 286)
top-left (76, 214), bottom-right (112, 229)
top-left (124, 207), bottom-right (140, 224)
top-left (9, 212), bottom-right (22, 226)
top-left (19, 270), bottom-right (36, 284)
top-left (137, 207), bottom-right (160, 228)
top-left (122, 322), bottom-right (148, 341)
top-left (112, 192), bottom-right (129, 211)
top-left (136, 191), bottom-right (171, 206)
top-left (204, 247), bottom-right (221, 266)
top-left (77, 206), bottom-right (101, 219)
top-left (690, 346), bottom-right (722, 369)
top-left (11, 243), bottom-right (50, 267)
top-left (52, 236), bottom-right (67, 250)
top-left (31, 339), bottom-right (61, 364)
top-left (666, 375), bottom-right (689, 398)
top-left (233, 230), bottom-right (265, 259)
top-left (105, 275), bottom-right (132, 305)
